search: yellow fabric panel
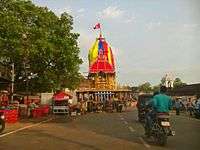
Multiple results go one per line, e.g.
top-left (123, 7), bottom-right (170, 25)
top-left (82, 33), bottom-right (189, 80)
top-left (107, 46), bottom-right (112, 65)
top-left (89, 39), bottom-right (98, 65)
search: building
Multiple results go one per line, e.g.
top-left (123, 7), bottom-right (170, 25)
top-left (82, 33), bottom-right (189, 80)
top-left (167, 83), bottom-right (200, 101)
top-left (168, 83), bottom-right (200, 97)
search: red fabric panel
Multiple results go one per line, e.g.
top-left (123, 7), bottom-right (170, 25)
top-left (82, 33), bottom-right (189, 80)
top-left (89, 59), bottom-right (114, 73)
top-left (53, 92), bottom-right (70, 101)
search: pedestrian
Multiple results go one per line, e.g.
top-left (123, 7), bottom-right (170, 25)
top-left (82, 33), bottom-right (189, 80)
top-left (187, 98), bottom-right (193, 116)
top-left (195, 97), bottom-right (200, 110)
top-left (113, 96), bottom-right (118, 111)
top-left (123, 98), bottom-right (128, 111)
top-left (174, 98), bottom-right (181, 115)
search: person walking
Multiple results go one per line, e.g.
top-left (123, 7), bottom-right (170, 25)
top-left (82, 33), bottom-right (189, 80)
top-left (174, 98), bottom-right (181, 115)
top-left (187, 98), bottom-right (193, 116)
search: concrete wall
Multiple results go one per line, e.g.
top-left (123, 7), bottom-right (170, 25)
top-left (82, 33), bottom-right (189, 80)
top-left (40, 93), bottom-right (54, 105)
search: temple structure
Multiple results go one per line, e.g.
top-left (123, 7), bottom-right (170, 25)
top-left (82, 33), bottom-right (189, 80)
top-left (88, 34), bottom-right (116, 90)
top-left (77, 29), bottom-right (131, 101)
top-left (164, 73), bottom-right (174, 88)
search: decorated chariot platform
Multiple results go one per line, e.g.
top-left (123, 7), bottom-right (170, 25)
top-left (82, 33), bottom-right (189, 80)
top-left (77, 24), bottom-right (132, 102)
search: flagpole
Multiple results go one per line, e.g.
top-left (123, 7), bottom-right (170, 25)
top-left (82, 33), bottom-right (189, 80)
top-left (100, 26), bottom-right (102, 38)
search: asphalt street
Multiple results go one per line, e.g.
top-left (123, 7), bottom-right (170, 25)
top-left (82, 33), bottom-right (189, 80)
top-left (0, 109), bottom-right (200, 150)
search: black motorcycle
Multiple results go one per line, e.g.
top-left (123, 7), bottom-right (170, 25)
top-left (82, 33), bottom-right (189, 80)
top-left (193, 108), bottom-right (200, 119)
top-left (146, 113), bottom-right (175, 146)
top-left (0, 112), bottom-right (5, 133)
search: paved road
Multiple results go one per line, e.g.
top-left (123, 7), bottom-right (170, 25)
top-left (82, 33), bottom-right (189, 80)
top-left (0, 109), bottom-right (200, 150)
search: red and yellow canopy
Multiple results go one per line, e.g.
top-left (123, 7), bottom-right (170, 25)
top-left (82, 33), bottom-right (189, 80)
top-left (88, 37), bottom-right (115, 73)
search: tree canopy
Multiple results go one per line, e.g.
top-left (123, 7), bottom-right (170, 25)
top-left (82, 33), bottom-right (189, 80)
top-left (138, 82), bottom-right (152, 93)
top-left (173, 78), bottom-right (187, 89)
top-left (0, 0), bottom-right (82, 92)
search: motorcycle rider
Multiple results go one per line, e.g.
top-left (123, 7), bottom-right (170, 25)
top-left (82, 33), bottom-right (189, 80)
top-left (193, 96), bottom-right (200, 118)
top-left (145, 86), bottom-right (173, 136)
top-left (144, 91), bottom-right (159, 136)
top-left (195, 97), bottom-right (200, 110)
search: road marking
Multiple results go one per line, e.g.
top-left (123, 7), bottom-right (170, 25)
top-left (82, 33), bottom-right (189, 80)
top-left (128, 126), bottom-right (135, 132)
top-left (119, 114), bottom-right (122, 117)
top-left (0, 118), bottom-right (53, 138)
top-left (124, 121), bottom-right (128, 125)
top-left (120, 117), bottom-right (124, 120)
top-left (139, 137), bottom-right (150, 148)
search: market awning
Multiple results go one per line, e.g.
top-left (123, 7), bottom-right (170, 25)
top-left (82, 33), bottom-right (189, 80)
top-left (52, 91), bottom-right (73, 101)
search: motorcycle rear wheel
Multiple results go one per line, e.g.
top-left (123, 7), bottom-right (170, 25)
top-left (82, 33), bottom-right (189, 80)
top-left (155, 133), bottom-right (167, 146)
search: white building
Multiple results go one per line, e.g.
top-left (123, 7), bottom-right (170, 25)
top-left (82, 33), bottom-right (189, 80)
top-left (164, 73), bottom-right (174, 88)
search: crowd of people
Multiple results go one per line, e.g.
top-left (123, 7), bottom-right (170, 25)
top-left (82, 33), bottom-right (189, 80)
top-left (76, 96), bottom-right (135, 114)
top-left (173, 96), bottom-right (200, 117)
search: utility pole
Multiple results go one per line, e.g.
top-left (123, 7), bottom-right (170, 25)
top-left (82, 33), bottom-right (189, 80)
top-left (11, 63), bottom-right (14, 103)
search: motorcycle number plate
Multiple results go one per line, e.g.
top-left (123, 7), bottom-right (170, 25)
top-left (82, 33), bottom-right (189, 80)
top-left (161, 121), bottom-right (170, 126)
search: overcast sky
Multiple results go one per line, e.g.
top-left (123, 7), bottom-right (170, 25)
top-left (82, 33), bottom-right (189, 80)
top-left (32, 0), bottom-right (200, 86)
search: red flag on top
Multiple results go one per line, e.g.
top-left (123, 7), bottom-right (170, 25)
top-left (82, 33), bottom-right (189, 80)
top-left (93, 23), bottom-right (101, 29)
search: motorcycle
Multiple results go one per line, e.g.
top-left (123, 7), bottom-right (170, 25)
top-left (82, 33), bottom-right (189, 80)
top-left (0, 112), bottom-right (5, 133)
top-left (146, 113), bottom-right (175, 146)
top-left (193, 108), bottom-right (200, 119)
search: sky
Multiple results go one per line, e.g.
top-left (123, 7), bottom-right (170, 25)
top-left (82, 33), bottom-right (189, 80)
top-left (32, 0), bottom-right (200, 86)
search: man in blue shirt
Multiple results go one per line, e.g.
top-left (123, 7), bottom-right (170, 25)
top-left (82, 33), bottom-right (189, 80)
top-left (152, 86), bottom-right (172, 113)
top-left (145, 86), bottom-right (172, 136)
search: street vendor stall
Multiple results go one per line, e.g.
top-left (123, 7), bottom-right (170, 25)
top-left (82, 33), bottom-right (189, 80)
top-left (52, 91), bottom-right (72, 114)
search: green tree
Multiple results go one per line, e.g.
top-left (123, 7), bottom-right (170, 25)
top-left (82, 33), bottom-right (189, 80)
top-left (152, 85), bottom-right (160, 92)
top-left (138, 82), bottom-right (152, 93)
top-left (173, 78), bottom-right (186, 89)
top-left (0, 0), bottom-right (82, 92)
top-left (161, 77), bottom-right (166, 85)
